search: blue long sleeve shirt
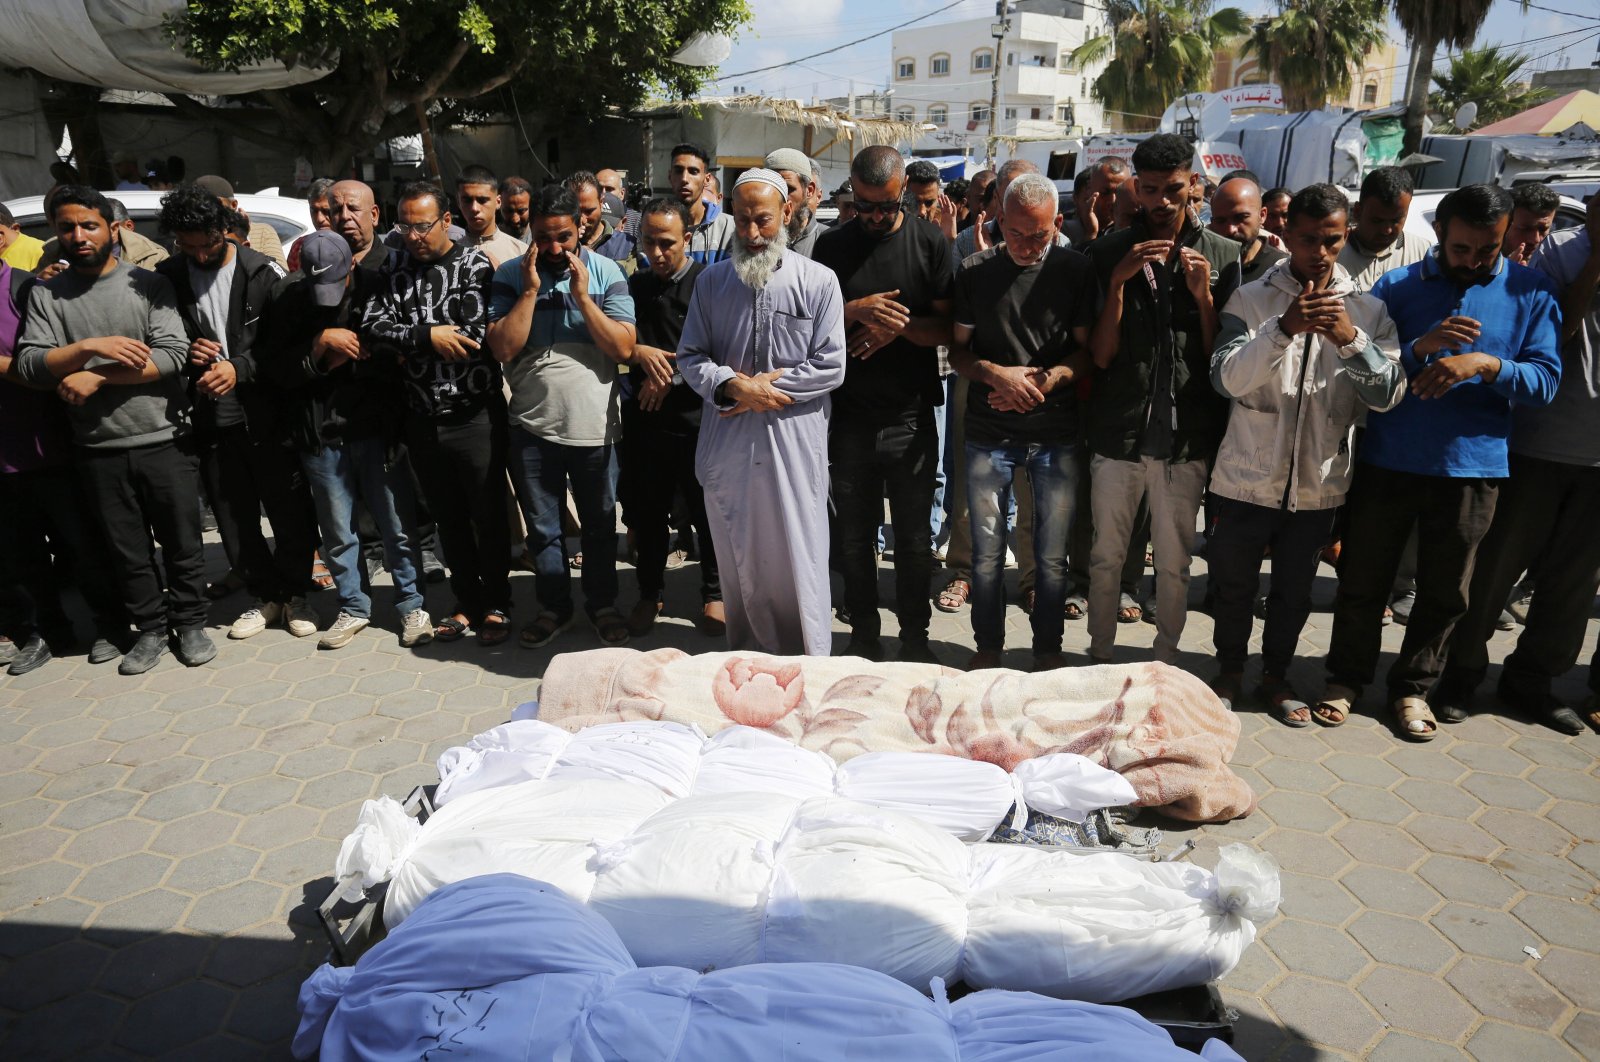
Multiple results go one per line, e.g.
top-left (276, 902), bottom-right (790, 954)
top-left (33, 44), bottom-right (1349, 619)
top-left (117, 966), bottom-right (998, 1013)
top-left (1364, 250), bottom-right (1562, 478)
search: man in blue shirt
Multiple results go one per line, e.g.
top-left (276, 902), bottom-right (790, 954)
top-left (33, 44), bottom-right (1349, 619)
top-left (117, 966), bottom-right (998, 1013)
top-left (1318, 184), bottom-right (1562, 741)
top-left (486, 185), bottom-right (640, 649)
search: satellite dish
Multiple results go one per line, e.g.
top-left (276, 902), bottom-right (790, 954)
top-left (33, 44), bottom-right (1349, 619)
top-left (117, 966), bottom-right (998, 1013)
top-left (1454, 102), bottom-right (1478, 130)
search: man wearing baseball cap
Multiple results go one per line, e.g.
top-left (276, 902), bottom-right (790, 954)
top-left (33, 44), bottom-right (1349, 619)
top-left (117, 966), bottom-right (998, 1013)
top-left (256, 230), bottom-right (433, 650)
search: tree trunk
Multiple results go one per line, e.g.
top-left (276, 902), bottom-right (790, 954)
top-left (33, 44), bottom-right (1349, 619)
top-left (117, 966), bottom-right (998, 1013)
top-left (1402, 30), bottom-right (1438, 156)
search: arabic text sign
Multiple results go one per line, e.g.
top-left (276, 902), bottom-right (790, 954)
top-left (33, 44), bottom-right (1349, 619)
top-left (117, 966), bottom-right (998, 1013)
top-left (1219, 84), bottom-right (1284, 111)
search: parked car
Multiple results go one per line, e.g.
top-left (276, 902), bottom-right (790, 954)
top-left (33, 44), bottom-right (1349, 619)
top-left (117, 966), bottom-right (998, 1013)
top-left (3, 189), bottom-right (314, 254)
top-left (1338, 188), bottom-right (1588, 246)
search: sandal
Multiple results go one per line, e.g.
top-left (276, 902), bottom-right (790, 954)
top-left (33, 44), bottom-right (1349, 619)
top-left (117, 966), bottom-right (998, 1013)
top-left (1394, 695), bottom-right (1439, 741)
top-left (1583, 692), bottom-right (1600, 733)
top-left (591, 607), bottom-right (630, 647)
top-left (569, 552), bottom-right (584, 571)
top-left (1312, 684), bottom-right (1355, 728)
top-left (433, 614), bottom-right (470, 642)
top-left (520, 611), bottom-right (571, 649)
top-left (1021, 590), bottom-right (1035, 615)
top-left (477, 609), bottom-right (511, 647)
top-left (1261, 675), bottom-right (1312, 728)
top-left (1064, 594), bottom-right (1086, 620)
top-left (1117, 592), bottom-right (1142, 624)
top-left (936, 578), bottom-right (971, 613)
top-left (311, 554), bottom-right (334, 592)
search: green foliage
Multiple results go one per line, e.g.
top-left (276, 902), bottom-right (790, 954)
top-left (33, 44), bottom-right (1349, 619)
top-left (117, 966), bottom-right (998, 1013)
top-left (1072, 0), bottom-right (1252, 130)
top-left (1428, 45), bottom-right (1555, 131)
top-left (1244, 0), bottom-right (1388, 112)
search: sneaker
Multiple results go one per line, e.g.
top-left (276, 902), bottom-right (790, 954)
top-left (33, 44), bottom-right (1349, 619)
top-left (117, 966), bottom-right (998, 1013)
top-left (399, 609), bottom-right (433, 648)
top-left (119, 631), bottom-right (166, 674)
top-left (318, 611), bottom-right (370, 650)
top-left (285, 597), bottom-right (319, 638)
top-left (87, 633), bottom-right (123, 665)
top-left (1494, 608), bottom-right (1515, 632)
top-left (7, 635), bottom-right (52, 676)
top-left (229, 600), bottom-right (284, 640)
top-left (174, 628), bottom-right (217, 667)
top-left (1390, 589), bottom-right (1417, 626)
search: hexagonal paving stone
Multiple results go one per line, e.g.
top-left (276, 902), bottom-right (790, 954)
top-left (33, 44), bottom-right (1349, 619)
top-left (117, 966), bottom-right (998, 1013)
top-left (114, 978), bottom-right (234, 1054)
top-left (1545, 801), bottom-right (1600, 844)
top-left (1564, 1012), bottom-right (1600, 1058)
top-left (71, 852), bottom-right (173, 903)
top-left (1326, 783), bottom-right (1412, 825)
top-left (2, 989), bottom-right (128, 1059)
top-left (348, 738), bottom-right (426, 775)
top-left (1264, 974), bottom-right (1383, 1054)
top-left (150, 811), bottom-right (241, 858)
top-left (328, 715), bottom-right (399, 750)
top-left (234, 805), bottom-right (323, 851)
top-left (96, 932), bottom-right (215, 998)
top-left (1446, 954), bottom-right (1569, 1029)
top-left (217, 775), bottom-right (302, 816)
top-left (1469, 1021), bottom-right (1584, 1061)
top-left (1514, 894), bottom-right (1600, 955)
top-left (1259, 918), bottom-right (1371, 983)
top-left (1258, 790), bottom-right (1344, 833)
top-left (183, 879), bottom-right (289, 935)
top-left (124, 755), bottom-right (205, 794)
top-left (1368, 1031), bottom-right (1472, 1062)
top-left (1259, 830), bottom-right (1355, 878)
top-left (1334, 821), bottom-right (1427, 870)
top-left (86, 889), bottom-right (194, 943)
top-left (1528, 766), bottom-right (1600, 804)
top-left (136, 781), bottom-right (223, 822)
top-left (1394, 778), bottom-right (1484, 819)
top-left (255, 837), bottom-right (338, 887)
top-left (50, 788), bottom-right (144, 831)
top-left (58, 818), bottom-right (155, 866)
top-left (287, 674), bottom-right (356, 701)
top-left (1321, 751), bottom-right (1403, 788)
top-left (1256, 757), bottom-right (1340, 794)
top-left (165, 844), bottom-right (261, 896)
top-left (168, 703), bottom-right (244, 737)
top-left (223, 679), bottom-right (294, 707)
top-left (1538, 946), bottom-right (1600, 1011)
top-left (39, 762), bottom-right (130, 802)
top-left (1460, 771), bottom-right (1553, 813)
top-left (1347, 911), bottom-right (1458, 974)
top-left (1433, 902), bottom-right (1546, 959)
top-left (1404, 814), bottom-right (1502, 861)
top-left (110, 730), bottom-right (190, 768)
top-left (299, 771), bottom-right (377, 810)
top-left (1570, 843), bottom-right (1600, 880)
top-left (1219, 936), bottom-right (1283, 995)
top-left (1491, 850), bottom-right (1594, 898)
top-left (99, 709), bottom-right (175, 743)
top-left (184, 725), bottom-right (260, 759)
top-left (1416, 854), bottom-right (1521, 908)
top-left (198, 749), bottom-right (279, 785)
top-left (1475, 808), bottom-right (1575, 857)
top-left (7, 825), bottom-right (70, 868)
top-left (1269, 870), bottom-right (1362, 928)
top-left (1446, 739), bottom-right (1533, 778)
top-left (1340, 865), bottom-right (1442, 918)
top-left (1357, 965), bottom-right (1477, 1040)
top-left (307, 694), bottom-right (373, 725)
top-left (239, 699), bottom-right (315, 731)
top-left (255, 720), bottom-right (332, 755)
top-left (0, 938), bottom-right (111, 1010)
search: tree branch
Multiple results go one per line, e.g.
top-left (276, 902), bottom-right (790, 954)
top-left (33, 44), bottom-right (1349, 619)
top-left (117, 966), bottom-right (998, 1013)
top-left (398, 37), bottom-right (471, 105)
top-left (159, 93), bottom-right (287, 153)
top-left (439, 54), bottom-right (529, 102)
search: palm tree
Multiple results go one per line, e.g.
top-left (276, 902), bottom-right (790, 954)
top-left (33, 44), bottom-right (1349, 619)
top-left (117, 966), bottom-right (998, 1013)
top-left (1072, 0), bottom-right (1252, 131)
top-left (1392, 0), bottom-right (1506, 154)
top-left (1428, 45), bottom-right (1555, 131)
top-left (1244, 0), bottom-right (1389, 112)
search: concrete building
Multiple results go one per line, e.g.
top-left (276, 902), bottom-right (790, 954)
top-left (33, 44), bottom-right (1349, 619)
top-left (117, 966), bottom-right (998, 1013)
top-left (889, 0), bottom-right (1107, 156)
top-left (1532, 66), bottom-right (1600, 98)
top-left (1211, 38), bottom-right (1400, 111)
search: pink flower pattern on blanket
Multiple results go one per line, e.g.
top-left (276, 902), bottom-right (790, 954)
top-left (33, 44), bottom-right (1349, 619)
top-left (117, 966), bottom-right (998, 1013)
top-left (537, 648), bottom-right (1256, 822)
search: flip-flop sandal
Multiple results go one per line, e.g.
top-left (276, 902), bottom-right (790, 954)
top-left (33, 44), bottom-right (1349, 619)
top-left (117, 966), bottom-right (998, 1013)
top-left (936, 579), bottom-right (970, 613)
top-left (311, 555), bottom-right (334, 592)
top-left (569, 552), bottom-right (584, 570)
top-left (1263, 683), bottom-right (1312, 728)
top-left (1064, 594), bottom-right (1087, 620)
top-left (1117, 592), bottom-right (1142, 624)
top-left (477, 610), bottom-right (511, 647)
top-left (433, 615), bottom-right (470, 642)
top-left (520, 611), bottom-right (572, 649)
top-left (591, 608), bottom-right (630, 647)
top-left (1394, 695), bottom-right (1439, 742)
top-left (1312, 685), bottom-right (1355, 728)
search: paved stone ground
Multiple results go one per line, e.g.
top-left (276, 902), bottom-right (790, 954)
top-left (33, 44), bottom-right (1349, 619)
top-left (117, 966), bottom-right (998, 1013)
top-left (0, 539), bottom-right (1596, 1059)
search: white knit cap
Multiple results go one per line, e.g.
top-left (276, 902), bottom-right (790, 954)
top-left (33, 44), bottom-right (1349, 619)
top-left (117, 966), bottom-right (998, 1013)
top-left (732, 167), bottom-right (789, 201)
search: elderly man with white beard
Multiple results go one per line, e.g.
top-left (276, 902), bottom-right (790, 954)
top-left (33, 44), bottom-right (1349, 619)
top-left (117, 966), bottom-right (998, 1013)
top-left (676, 169), bottom-right (847, 656)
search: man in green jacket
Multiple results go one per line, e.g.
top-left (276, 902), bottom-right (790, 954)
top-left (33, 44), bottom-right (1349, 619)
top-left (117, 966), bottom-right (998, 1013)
top-left (1084, 133), bottom-right (1241, 664)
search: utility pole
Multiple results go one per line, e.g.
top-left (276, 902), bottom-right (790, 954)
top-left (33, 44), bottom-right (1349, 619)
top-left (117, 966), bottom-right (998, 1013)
top-left (986, 1), bottom-right (1009, 170)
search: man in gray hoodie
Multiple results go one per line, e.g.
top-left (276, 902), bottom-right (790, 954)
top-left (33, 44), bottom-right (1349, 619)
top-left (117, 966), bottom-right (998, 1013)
top-left (15, 185), bottom-right (213, 674)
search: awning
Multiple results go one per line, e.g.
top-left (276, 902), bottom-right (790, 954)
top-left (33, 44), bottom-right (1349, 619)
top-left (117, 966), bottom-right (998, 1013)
top-left (1471, 91), bottom-right (1600, 137)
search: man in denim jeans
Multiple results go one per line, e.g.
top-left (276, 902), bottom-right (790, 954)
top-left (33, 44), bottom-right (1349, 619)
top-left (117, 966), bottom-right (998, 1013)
top-left (258, 229), bottom-right (432, 650)
top-left (486, 185), bottom-right (641, 649)
top-left (949, 173), bottom-right (1096, 672)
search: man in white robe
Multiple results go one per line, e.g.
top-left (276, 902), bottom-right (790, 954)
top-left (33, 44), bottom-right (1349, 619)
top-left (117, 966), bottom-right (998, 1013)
top-left (677, 169), bottom-right (847, 655)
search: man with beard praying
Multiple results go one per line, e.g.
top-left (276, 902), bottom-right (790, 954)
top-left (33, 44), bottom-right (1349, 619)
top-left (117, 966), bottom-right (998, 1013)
top-left (676, 168), bottom-right (846, 656)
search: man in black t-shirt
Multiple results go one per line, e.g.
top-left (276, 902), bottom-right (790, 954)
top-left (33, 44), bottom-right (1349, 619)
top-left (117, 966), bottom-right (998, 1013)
top-left (813, 146), bottom-right (953, 663)
top-left (620, 197), bottom-right (723, 637)
top-left (950, 173), bottom-right (1096, 672)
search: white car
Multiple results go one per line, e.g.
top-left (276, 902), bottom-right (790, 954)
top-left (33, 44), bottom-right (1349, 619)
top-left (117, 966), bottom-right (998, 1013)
top-left (1337, 188), bottom-right (1589, 246)
top-left (4, 189), bottom-right (314, 250)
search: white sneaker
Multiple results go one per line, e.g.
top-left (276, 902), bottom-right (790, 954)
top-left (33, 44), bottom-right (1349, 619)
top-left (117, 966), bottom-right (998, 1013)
top-left (399, 609), bottom-right (434, 648)
top-left (318, 611), bottom-right (369, 650)
top-left (229, 600), bottom-right (283, 640)
top-left (285, 597), bottom-right (319, 638)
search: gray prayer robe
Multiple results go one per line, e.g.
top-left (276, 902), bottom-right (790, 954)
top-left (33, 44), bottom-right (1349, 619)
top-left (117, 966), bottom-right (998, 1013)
top-left (677, 251), bottom-right (847, 656)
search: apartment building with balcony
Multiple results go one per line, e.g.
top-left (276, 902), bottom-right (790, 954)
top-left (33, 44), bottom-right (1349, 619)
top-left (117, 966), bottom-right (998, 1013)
top-left (888, 0), bottom-right (1107, 156)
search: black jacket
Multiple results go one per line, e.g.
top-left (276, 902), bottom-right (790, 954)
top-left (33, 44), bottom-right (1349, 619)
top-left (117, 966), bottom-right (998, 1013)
top-left (155, 244), bottom-right (286, 441)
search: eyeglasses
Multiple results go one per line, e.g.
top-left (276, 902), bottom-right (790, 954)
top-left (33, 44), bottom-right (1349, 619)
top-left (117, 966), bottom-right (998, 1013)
top-left (855, 199), bottom-right (904, 218)
top-left (396, 216), bottom-right (443, 237)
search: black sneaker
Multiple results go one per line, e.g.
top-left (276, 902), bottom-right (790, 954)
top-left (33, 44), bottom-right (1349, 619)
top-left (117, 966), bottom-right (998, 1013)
top-left (174, 628), bottom-right (218, 667)
top-left (896, 639), bottom-right (941, 665)
top-left (87, 631), bottom-right (124, 664)
top-left (843, 635), bottom-right (884, 662)
top-left (119, 632), bottom-right (166, 675)
top-left (7, 635), bottom-right (52, 676)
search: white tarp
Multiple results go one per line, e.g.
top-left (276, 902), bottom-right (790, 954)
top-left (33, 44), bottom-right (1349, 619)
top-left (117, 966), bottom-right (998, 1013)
top-left (1229, 109), bottom-right (1368, 189)
top-left (1421, 129), bottom-right (1600, 188)
top-left (0, 0), bottom-right (330, 95)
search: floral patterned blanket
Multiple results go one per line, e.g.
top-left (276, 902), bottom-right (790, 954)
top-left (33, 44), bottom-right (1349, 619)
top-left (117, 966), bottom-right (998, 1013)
top-left (535, 650), bottom-right (1256, 822)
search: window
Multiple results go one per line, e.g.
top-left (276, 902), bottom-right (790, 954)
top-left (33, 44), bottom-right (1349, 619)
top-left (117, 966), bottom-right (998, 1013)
top-left (972, 48), bottom-right (993, 72)
top-left (1030, 106), bottom-right (1042, 119)
top-left (1058, 51), bottom-right (1076, 74)
top-left (1003, 107), bottom-right (1017, 121)
top-left (931, 53), bottom-right (951, 77)
top-left (1362, 81), bottom-right (1379, 105)
top-left (1081, 78), bottom-right (1088, 96)
top-left (1057, 104), bottom-right (1073, 123)
top-left (896, 58), bottom-right (915, 80)
top-left (1007, 52), bottom-right (1015, 66)
top-left (928, 105), bottom-right (948, 127)
top-left (895, 107), bottom-right (914, 123)
top-left (970, 103), bottom-right (991, 125)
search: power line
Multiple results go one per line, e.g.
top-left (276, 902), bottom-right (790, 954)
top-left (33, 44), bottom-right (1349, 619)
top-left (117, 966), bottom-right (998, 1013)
top-left (1513, 0), bottom-right (1600, 23)
top-left (712, 0), bottom-right (976, 81)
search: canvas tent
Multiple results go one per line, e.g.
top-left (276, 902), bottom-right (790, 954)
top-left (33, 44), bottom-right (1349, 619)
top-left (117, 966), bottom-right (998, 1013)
top-left (1473, 91), bottom-right (1600, 138)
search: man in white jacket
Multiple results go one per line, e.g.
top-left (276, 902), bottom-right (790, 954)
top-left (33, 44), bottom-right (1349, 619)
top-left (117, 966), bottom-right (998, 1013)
top-left (1207, 184), bottom-right (1404, 724)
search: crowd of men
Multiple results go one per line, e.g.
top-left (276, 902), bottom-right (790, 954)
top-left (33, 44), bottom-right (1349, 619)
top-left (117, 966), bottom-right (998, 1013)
top-left (1, 134), bottom-right (1596, 742)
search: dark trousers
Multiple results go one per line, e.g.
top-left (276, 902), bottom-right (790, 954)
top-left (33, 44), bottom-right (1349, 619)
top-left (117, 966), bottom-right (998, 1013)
top-left (1326, 464), bottom-right (1498, 698)
top-left (197, 424), bottom-right (318, 603)
top-left (619, 405), bottom-right (720, 604)
top-left (404, 405), bottom-right (511, 621)
top-left (831, 410), bottom-right (938, 642)
top-left (0, 464), bottom-right (126, 640)
top-left (77, 439), bottom-right (209, 634)
top-left (1208, 495), bottom-right (1336, 677)
top-left (1444, 453), bottom-right (1600, 700)
top-left (510, 431), bottom-right (618, 620)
